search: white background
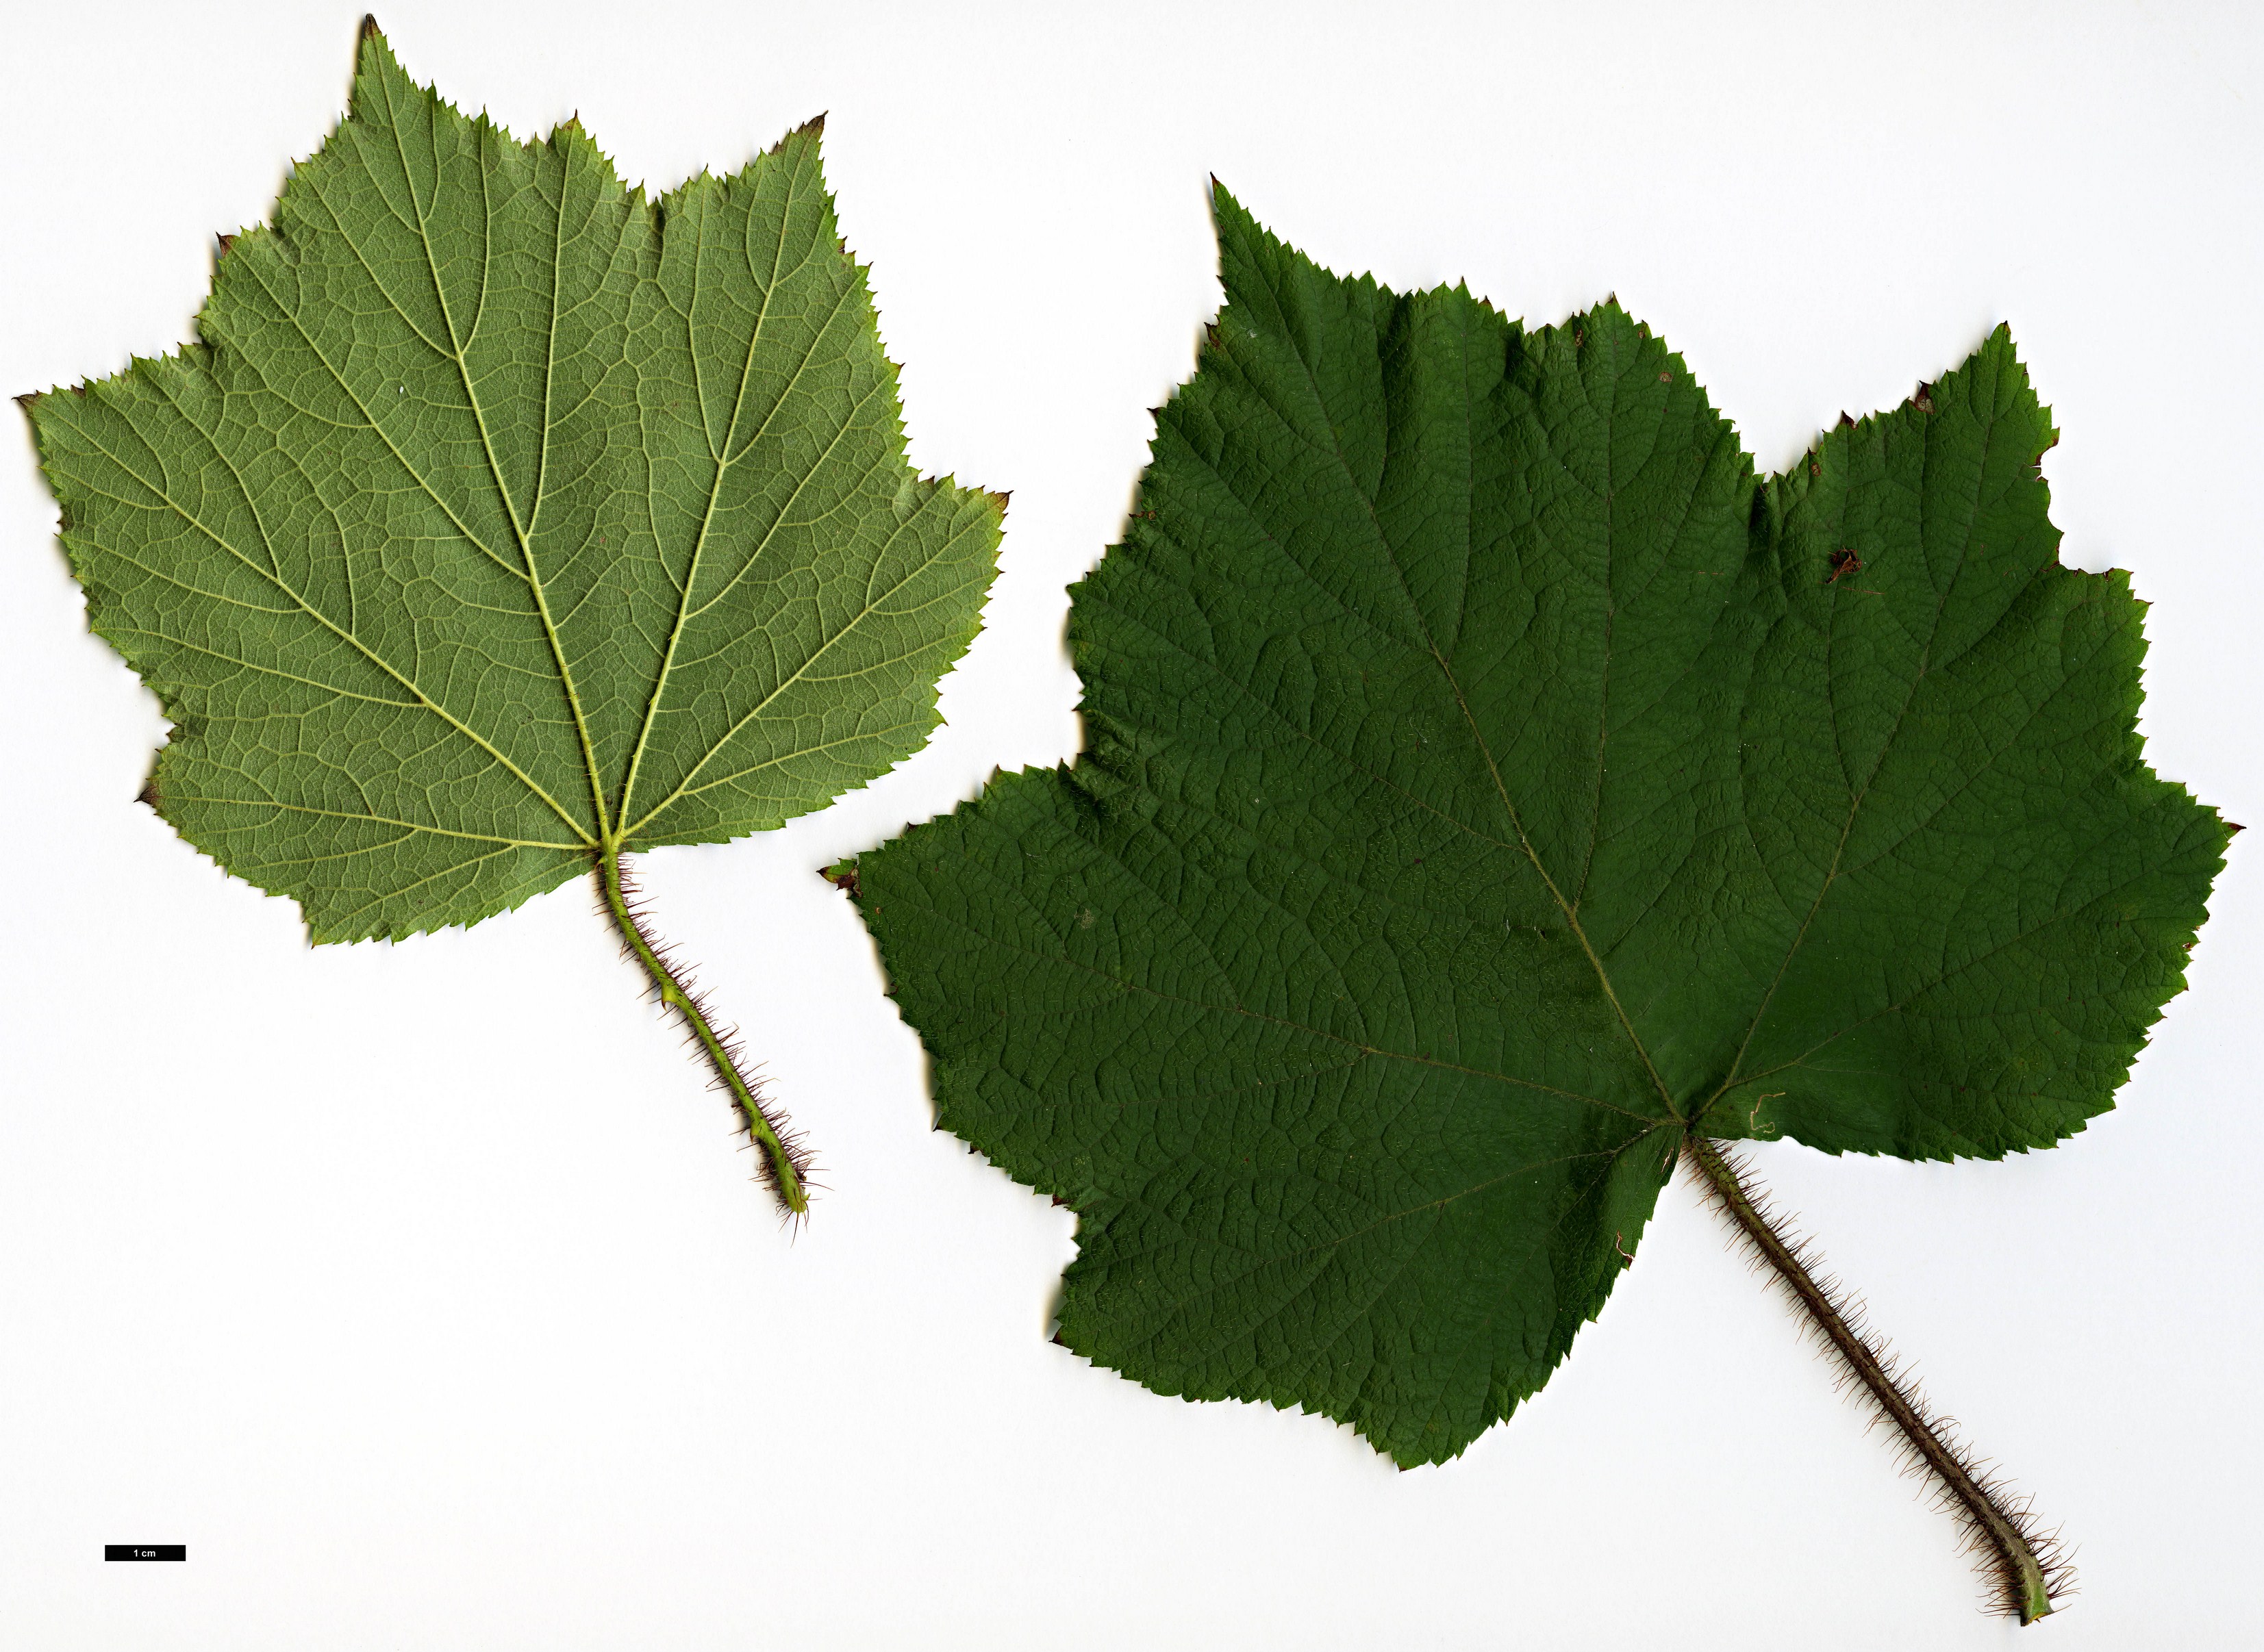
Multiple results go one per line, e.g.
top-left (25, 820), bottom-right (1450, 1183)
top-left (2, 2), bottom-right (2259, 1647)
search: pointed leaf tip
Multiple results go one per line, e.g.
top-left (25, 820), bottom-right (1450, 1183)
top-left (353, 15), bottom-right (396, 80)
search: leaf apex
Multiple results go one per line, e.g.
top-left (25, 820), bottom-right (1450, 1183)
top-left (353, 13), bottom-right (402, 86)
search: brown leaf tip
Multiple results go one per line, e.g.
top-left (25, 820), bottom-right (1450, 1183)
top-left (360, 13), bottom-right (381, 42)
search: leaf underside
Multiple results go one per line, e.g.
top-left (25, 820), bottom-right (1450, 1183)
top-left (848, 192), bottom-right (2228, 1466)
top-left (27, 26), bottom-right (1001, 943)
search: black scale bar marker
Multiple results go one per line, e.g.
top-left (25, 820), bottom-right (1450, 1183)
top-left (105, 1545), bottom-right (185, 1562)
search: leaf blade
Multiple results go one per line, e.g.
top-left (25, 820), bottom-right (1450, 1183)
top-left (25, 27), bottom-right (1002, 945)
top-left (849, 194), bottom-right (2227, 1464)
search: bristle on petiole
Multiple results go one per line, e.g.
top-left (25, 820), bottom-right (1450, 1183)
top-left (594, 850), bottom-right (816, 1221)
top-left (1682, 1134), bottom-right (2073, 1623)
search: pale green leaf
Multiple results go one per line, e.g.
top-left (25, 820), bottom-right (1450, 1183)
top-left (26, 24), bottom-right (1001, 945)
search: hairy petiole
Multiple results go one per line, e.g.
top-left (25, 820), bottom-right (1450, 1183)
top-left (1683, 1134), bottom-right (2073, 1623)
top-left (596, 849), bottom-right (812, 1217)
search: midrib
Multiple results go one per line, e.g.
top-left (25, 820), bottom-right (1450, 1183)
top-left (1263, 294), bottom-right (1684, 1125)
top-left (383, 69), bottom-right (613, 848)
top-left (1429, 646), bottom-right (1683, 1122)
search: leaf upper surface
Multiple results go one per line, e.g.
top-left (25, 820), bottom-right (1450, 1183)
top-left (849, 191), bottom-right (2228, 1465)
top-left (27, 28), bottom-right (1001, 941)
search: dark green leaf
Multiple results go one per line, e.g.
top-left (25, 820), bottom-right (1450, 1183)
top-left (846, 190), bottom-right (2227, 1466)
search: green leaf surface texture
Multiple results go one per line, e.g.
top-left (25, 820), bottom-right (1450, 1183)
top-left (849, 191), bottom-right (2228, 1466)
top-left (25, 27), bottom-right (1001, 943)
